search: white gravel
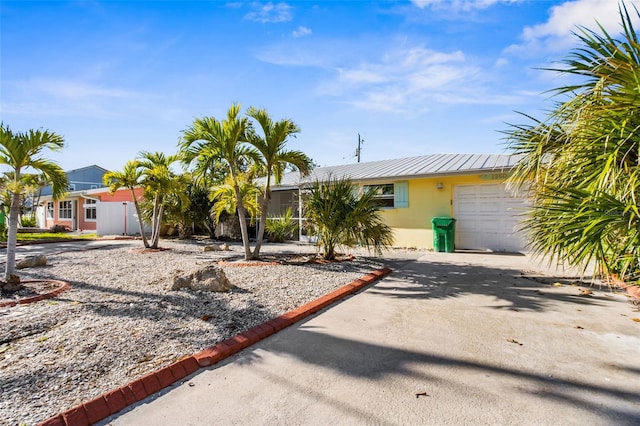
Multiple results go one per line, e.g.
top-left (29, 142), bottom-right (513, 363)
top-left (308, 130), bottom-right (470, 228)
top-left (0, 240), bottom-right (385, 426)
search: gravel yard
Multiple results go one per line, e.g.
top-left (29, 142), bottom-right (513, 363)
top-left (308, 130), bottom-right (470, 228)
top-left (0, 240), bottom-right (386, 426)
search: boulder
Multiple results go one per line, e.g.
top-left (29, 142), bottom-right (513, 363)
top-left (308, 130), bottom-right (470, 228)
top-left (203, 243), bottom-right (230, 252)
top-left (170, 265), bottom-right (233, 292)
top-left (16, 255), bottom-right (47, 269)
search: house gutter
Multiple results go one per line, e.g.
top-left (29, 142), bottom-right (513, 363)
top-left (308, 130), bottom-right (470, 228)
top-left (269, 166), bottom-right (518, 192)
top-left (80, 193), bottom-right (100, 202)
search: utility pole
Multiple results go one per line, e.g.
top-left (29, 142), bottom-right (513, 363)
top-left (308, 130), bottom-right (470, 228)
top-left (356, 133), bottom-right (364, 163)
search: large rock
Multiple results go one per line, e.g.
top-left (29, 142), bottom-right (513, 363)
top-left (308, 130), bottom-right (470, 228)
top-left (16, 255), bottom-right (47, 269)
top-left (170, 265), bottom-right (233, 292)
top-left (202, 243), bottom-right (230, 252)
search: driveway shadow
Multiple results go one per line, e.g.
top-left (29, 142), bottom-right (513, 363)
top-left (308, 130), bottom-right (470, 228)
top-left (366, 254), bottom-right (621, 313)
top-left (251, 328), bottom-right (640, 424)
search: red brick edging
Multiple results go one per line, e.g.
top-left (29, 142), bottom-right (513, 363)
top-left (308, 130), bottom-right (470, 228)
top-left (38, 267), bottom-right (393, 426)
top-left (0, 280), bottom-right (70, 308)
top-left (610, 274), bottom-right (640, 301)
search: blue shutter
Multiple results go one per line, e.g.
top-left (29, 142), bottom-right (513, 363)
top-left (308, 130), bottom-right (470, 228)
top-left (394, 181), bottom-right (409, 208)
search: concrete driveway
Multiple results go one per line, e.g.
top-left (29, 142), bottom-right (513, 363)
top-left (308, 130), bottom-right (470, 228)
top-left (99, 250), bottom-right (639, 425)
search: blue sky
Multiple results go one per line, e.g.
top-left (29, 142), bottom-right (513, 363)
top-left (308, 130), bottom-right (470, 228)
top-left (1, 0), bottom-right (639, 171)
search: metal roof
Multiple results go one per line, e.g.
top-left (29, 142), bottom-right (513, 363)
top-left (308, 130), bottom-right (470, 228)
top-left (268, 153), bottom-right (523, 189)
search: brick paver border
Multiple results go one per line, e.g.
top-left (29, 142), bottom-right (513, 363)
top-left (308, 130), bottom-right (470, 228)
top-left (0, 280), bottom-right (70, 308)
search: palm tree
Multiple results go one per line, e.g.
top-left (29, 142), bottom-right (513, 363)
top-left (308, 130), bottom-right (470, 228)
top-left (505, 3), bottom-right (640, 280)
top-left (160, 172), bottom-right (198, 239)
top-left (246, 107), bottom-right (312, 258)
top-left (22, 173), bottom-right (49, 224)
top-left (210, 172), bottom-right (261, 225)
top-left (304, 175), bottom-right (394, 260)
top-left (103, 160), bottom-right (150, 248)
top-left (180, 103), bottom-right (258, 260)
top-left (137, 151), bottom-right (182, 249)
top-left (0, 124), bottom-right (67, 288)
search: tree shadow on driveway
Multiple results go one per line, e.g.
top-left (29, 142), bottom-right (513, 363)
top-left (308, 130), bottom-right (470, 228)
top-left (255, 326), bottom-right (640, 425)
top-left (231, 252), bottom-right (639, 424)
top-left (370, 254), bottom-right (625, 313)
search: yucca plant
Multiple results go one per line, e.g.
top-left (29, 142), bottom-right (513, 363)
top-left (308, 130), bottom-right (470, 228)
top-left (505, 3), bottom-right (640, 281)
top-left (304, 175), bottom-right (394, 260)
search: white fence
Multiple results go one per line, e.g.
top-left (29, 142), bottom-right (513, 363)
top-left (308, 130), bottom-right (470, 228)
top-left (96, 201), bottom-right (150, 236)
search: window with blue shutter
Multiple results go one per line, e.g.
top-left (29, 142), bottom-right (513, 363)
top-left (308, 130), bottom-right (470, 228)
top-left (394, 181), bottom-right (409, 208)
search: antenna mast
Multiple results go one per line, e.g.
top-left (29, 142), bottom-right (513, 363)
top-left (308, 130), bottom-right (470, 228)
top-left (356, 133), bottom-right (364, 163)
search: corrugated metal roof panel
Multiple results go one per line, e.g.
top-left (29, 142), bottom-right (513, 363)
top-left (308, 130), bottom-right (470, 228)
top-left (266, 153), bottom-right (523, 188)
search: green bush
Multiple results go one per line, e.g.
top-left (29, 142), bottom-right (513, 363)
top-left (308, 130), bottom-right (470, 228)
top-left (265, 208), bottom-right (298, 243)
top-left (20, 215), bottom-right (37, 228)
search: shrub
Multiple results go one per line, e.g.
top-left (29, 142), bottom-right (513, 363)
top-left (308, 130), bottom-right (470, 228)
top-left (265, 208), bottom-right (298, 243)
top-left (49, 224), bottom-right (70, 233)
top-left (20, 216), bottom-right (37, 228)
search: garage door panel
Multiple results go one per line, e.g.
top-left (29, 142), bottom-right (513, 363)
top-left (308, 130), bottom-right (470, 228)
top-left (457, 185), bottom-right (479, 196)
top-left (457, 200), bottom-right (477, 213)
top-left (453, 183), bottom-right (528, 252)
top-left (477, 202), bottom-right (501, 214)
top-left (477, 184), bottom-right (501, 197)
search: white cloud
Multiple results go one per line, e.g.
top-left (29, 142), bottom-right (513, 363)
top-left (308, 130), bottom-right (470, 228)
top-left (317, 46), bottom-right (522, 113)
top-left (28, 79), bottom-right (140, 100)
top-left (257, 38), bottom-right (529, 113)
top-left (508, 0), bottom-right (640, 54)
top-left (292, 26), bottom-right (311, 38)
top-left (0, 78), bottom-right (155, 119)
top-left (494, 57), bottom-right (509, 68)
top-left (411, 0), bottom-right (520, 12)
top-left (245, 2), bottom-right (293, 23)
top-left (256, 39), bottom-right (349, 67)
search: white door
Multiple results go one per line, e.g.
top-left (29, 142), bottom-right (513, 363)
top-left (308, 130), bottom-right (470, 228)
top-left (71, 200), bottom-right (77, 231)
top-left (453, 183), bottom-right (528, 252)
top-left (36, 205), bottom-right (46, 228)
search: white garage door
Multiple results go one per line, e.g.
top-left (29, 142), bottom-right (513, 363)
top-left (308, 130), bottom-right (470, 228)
top-left (453, 183), bottom-right (528, 252)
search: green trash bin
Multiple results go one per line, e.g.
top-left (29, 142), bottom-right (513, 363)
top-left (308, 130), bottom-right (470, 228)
top-left (432, 217), bottom-right (456, 253)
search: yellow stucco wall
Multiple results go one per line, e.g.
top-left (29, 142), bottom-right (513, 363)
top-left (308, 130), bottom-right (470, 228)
top-left (364, 173), bottom-right (507, 249)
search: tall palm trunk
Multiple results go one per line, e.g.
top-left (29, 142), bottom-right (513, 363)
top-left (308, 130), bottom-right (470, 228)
top-left (153, 205), bottom-right (164, 249)
top-left (252, 181), bottom-right (271, 259)
top-left (4, 174), bottom-right (22, 284)
top-left (150, 194), bottom-right (163, 249)
top-left (130, 189), bottom-right (150, 248)
top-left (233, 183), bottom-right (252, 260)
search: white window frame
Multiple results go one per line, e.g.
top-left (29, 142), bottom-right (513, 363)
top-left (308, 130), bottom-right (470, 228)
top-left (84, 199), bottom-right (97, 221)
top-left (361, 182), bottom-right (409, 209)
top-left (46, 202), bottom-right (54, 219)
top-left (59, 200), bottom-right (72, 220)
top-left (362, 183), bottom-right (395, 208)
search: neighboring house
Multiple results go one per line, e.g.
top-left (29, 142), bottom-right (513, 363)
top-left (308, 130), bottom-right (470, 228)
top-left (266, 153), bottom-right (529, 253)
top-left (37, 186), bottom-right (148, 235)
top-left (36, 165), bottom-right (149, 235)
top-left (40, 165), bottom-right (109, 195)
